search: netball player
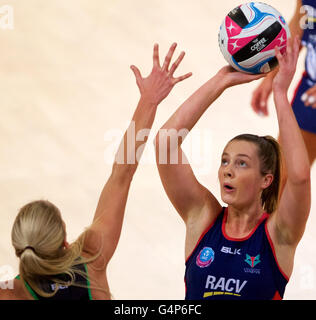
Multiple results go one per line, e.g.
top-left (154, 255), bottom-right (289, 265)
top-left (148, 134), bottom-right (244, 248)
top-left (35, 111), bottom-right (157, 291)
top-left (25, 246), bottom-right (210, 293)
top-left (251, 0), bottom-right (316, 169)
top-left (155, 37), bottom-right (311, 299)
top-left (0, 43), bottom-right (192, 300)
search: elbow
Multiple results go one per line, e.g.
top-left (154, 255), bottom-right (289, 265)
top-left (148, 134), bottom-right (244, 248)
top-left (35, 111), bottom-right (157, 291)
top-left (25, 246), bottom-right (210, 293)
top-left (288, 167), bottom-right (311, 186)
top-left (298, 171), bottom-right (311, 185)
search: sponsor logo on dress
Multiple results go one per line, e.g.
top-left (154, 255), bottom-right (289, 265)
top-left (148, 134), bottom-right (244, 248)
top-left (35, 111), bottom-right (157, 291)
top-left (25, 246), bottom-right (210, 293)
top-left (196, 247), bottom-right (215, 268)
top-left (244, 254), bottom-right (261, 274)
top-left (203, 275), bottom-right (247, 298)
top-left (221, 246), bottom-right (241, 255)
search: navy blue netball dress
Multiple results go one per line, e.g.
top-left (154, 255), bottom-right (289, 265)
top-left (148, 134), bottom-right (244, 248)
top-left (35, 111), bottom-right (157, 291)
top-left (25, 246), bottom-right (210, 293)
top-left (292, 0), bottom-right (316, 134)
top-left (184, 207), bottom-right (289, 300)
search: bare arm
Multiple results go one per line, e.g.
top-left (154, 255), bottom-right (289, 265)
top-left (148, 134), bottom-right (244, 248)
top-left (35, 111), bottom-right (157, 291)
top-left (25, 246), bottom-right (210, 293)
top-left (86, 43), bottom-right (192, 264)
top-left (155, 66), bottom-right (265, 257)
top-left (271, 37), bottom-right (311, 246)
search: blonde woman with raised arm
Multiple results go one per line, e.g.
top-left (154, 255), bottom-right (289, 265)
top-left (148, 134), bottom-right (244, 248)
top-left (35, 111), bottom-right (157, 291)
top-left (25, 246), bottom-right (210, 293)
top-left (0, 43), bottom-right (191, 300)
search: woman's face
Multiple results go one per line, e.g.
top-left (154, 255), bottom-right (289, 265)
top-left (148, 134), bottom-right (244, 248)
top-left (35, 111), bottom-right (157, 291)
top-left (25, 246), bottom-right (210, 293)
top-left (218, 140), bottom-right (271, 209)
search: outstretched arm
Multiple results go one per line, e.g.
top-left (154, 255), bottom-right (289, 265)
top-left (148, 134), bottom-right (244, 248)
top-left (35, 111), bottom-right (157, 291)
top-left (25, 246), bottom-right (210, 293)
top-left (154, 66), bottom-right (264, 258)
top-left (86, 43), bottom-right (192, 263)
top-left (271, 37), bottom-right (311, 246)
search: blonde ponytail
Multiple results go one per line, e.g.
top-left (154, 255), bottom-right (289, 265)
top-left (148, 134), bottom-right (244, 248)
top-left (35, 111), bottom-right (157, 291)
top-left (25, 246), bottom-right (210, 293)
top-left (12, 200), bottom-right (101, 298)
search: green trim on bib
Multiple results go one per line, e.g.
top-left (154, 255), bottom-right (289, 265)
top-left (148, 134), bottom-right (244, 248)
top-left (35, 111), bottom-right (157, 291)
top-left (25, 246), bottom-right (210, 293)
top-left (15, 275), bottom-right (39, 300)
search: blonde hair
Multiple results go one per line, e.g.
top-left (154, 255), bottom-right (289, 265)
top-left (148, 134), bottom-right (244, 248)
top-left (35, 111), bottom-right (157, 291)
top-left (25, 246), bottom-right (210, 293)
top-left (11, 200), bottom-right (102, 298)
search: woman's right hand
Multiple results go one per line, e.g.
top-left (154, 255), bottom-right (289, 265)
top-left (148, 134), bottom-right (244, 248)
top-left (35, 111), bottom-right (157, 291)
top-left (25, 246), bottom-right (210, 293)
top-left (217, 66), bottom-right (266, 90)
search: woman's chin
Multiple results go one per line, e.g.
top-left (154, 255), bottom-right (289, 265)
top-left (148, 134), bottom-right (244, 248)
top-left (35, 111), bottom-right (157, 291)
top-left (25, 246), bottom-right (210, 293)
top-left (221, 194), bottom-right (234, 206)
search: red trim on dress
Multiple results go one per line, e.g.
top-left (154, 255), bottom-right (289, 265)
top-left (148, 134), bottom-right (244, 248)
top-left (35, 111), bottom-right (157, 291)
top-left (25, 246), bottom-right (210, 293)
top-left (272, 290), bottom-right (282, 300)
top-left (264, 221), bottom-right (290, 282)
top-left (185, 208), bottom-right (222, 264)
top-left (222, 207), bottom-right (269, 242)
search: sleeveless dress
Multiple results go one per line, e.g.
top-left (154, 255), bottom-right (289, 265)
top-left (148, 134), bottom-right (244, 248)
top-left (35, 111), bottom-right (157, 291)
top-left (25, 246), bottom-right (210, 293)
top-left (184, 207), bottom-right (288, 300)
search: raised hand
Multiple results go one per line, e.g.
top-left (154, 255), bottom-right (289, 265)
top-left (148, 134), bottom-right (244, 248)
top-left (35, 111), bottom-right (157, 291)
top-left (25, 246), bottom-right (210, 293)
top-left (217, 65), bottom-right (266, 89)
top-left (130, 43), bottom-right (192, 106)
top-left (272, 36), bottom-right (300, 94)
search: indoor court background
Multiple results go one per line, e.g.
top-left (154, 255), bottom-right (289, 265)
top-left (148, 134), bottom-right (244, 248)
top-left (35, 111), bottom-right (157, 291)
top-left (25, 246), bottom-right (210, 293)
top-left (0, 0), bottom-right (315, 299)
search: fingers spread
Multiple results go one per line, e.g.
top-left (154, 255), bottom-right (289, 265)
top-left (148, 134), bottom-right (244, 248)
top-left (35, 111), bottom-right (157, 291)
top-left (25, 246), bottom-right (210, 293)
top-left (162, 42), bottom-right (177, 71)
top-left (130, 65), bottom-right (142, 83)
top-left (169, 51), bottom-right (185, 76)
top-left (173, 72), bottom-right (193, 84)
top-left (153, 43), bottom-right (160, 68)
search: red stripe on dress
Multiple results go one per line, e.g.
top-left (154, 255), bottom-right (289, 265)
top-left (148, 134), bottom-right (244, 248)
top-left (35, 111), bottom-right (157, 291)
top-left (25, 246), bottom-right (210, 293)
top-left (264, 221), bottom-right (290, 282)
top-left (222, 207), bottom-right (269, 242)
top-left (272, 290), bottom-right (282, 300)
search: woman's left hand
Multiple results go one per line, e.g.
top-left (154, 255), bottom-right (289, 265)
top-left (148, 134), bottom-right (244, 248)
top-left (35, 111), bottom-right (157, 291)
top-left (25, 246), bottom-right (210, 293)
top-left (130, 43), bottom-right (192, 106)
top-left (272, 36), bottom-right (300, 93)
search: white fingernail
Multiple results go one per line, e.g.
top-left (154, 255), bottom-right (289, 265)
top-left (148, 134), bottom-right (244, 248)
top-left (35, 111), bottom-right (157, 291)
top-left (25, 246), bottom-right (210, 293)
top-left (258, 111), bottom-right (264, 117)
top-left (301, 93), bottom-right (308, 102)
top-left (308, 96), bottom-right (316, 104)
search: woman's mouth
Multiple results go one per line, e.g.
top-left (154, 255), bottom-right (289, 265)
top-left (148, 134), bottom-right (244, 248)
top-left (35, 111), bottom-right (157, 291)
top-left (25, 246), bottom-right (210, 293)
top-left (223, 183), bottom-right (235, 193)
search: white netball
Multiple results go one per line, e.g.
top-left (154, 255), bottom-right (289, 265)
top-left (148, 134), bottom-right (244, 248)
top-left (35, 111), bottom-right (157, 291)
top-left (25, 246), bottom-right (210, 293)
top-left (218, 2), bottom-right (291, 74)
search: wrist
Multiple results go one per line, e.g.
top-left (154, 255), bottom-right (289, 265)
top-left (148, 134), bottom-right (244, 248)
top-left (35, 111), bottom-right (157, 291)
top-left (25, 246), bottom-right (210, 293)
top-left (273, 88), bottom-right (289, 106)
top-left (273, 87), bottom-right (288, 98)
top-left (139, 95), bottom-right (159, 109)
top-left (213, 72), bottom-right (230, 91)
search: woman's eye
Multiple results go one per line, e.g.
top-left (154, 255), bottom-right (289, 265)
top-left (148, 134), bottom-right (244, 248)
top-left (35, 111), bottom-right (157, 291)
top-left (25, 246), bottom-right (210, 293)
top-left (239, 161), bottom-right (247, 167)
top-left (221, 159), bottom-right (228, 165)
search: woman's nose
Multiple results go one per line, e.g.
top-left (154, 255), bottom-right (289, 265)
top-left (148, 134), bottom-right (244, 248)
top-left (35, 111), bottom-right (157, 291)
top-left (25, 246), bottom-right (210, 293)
top-left (224, 166), bottom-right (233, 178)
top-left (224, 171), bottom-right (232, 177)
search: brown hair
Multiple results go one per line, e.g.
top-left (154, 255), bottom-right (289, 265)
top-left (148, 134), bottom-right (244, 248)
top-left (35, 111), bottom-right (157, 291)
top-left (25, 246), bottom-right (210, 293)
top-left (230, 134), bottom-right (282, 214)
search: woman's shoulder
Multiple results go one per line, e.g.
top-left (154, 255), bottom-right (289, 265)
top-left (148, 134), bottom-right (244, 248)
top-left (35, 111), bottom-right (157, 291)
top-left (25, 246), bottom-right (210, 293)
top-left (0, 278), bottom-right (33, 300)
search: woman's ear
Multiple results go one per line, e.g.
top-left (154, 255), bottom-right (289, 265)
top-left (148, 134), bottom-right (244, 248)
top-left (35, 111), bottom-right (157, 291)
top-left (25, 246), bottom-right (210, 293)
top-left (64, 239), bottom-right (70, 249)
top-left (262, 173), bottom-right (274, 189)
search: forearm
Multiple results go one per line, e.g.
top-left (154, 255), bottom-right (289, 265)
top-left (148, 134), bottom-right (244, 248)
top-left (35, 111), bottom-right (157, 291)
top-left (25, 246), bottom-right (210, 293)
top-left (273, 90), bottom-right (310, 183)
top-left (113, 97), bottom-right (158, 179)
top-left (159, 73), bottom-right (226, 141)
